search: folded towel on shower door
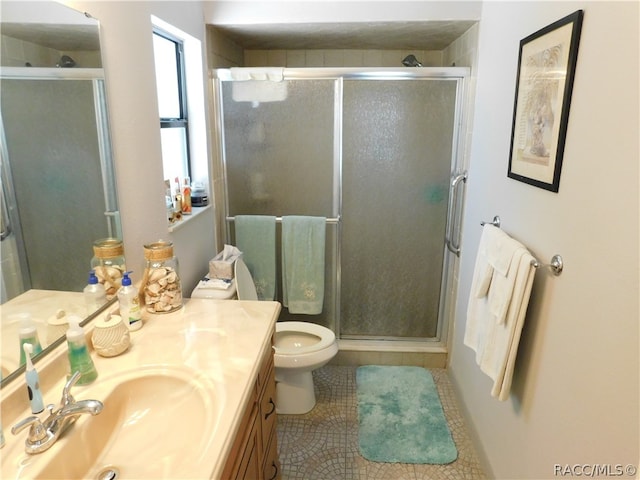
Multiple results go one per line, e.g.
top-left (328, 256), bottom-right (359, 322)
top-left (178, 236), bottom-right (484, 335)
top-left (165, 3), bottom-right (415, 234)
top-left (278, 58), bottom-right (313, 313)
top-left (234, 215), bottom-right (276, 301)
top-left (281, 216), bottom-right (326, 315)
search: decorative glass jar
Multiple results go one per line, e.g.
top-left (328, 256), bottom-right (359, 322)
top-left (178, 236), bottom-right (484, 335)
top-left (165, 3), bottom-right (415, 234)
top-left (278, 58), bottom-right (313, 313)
top-left (91, 238), bottom-right (126, 299)
top-left (142, 241), bottom-right (183, 313)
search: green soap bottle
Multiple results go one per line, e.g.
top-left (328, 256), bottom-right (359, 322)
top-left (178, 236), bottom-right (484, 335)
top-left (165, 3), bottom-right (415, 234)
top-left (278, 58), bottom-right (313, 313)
top-left (65, 317), bottom-right (98, 385)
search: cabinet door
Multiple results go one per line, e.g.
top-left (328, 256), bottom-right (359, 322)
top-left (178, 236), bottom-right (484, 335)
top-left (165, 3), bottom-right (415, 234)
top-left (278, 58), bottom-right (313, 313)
top-left (260, 362), bottom-right (277, 450)
top-left (221, 403), bottom-right (259, 480)
top-left (263, 431), bottom-right (281, 480)
top-left (236, 410), bottom-right (261, 480)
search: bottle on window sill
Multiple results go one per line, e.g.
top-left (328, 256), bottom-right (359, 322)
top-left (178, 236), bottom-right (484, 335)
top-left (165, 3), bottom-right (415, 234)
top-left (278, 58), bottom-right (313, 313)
top-left (182, 177), bottom-right (192, 215)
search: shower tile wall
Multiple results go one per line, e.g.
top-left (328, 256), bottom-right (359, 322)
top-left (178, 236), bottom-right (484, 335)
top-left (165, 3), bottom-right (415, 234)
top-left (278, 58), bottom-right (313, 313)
top-left (244, 48), bottom-right (444, 67)
top-left (206, 23), bottom-right (479, 69)
top-left (442, 23), bottom-right (479, 67)
top-left (0, 34), bottom-right (101, 68)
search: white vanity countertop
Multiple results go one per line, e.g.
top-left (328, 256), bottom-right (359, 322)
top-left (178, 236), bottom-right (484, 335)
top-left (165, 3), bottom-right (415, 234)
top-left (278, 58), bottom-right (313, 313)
top-left (0, 298), bottom-right (281, 479)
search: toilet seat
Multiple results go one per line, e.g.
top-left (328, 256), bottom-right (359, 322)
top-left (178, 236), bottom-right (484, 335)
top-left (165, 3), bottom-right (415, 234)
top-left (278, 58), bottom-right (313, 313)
top-left (275, 321), bottom-right (336, 355)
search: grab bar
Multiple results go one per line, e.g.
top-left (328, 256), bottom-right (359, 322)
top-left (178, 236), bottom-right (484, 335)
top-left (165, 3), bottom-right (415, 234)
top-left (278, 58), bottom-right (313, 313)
top-left (1, 183), bottom-right (11, 241)
top-left (445, 171), bottom-right (467, 256)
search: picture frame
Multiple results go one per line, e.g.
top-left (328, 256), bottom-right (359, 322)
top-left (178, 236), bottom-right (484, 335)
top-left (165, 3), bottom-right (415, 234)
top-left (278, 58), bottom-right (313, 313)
top-left (507, 10), bottom-right (584, 192)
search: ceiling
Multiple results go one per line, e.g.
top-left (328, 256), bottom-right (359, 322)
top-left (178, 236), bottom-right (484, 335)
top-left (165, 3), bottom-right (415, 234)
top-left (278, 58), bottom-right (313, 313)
top-left (212, 21), bottom-right (477, 51)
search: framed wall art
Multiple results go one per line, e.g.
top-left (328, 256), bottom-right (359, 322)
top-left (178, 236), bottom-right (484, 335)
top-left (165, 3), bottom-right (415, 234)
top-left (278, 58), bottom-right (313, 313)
top-left (507, 10), bottom-right (584, 192)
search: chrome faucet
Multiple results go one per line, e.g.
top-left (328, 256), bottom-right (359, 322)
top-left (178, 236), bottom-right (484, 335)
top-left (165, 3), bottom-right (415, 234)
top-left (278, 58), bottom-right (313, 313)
top-left (11, 371), bottom-right (103, 454)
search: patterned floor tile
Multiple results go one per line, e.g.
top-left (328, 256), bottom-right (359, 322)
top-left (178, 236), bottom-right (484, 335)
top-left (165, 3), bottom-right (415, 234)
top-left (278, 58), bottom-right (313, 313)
top-left (277, 365), bottom-right (485, 480)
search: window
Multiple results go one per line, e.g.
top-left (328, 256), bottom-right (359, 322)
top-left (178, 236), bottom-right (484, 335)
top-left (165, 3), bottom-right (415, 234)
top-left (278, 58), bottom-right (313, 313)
top-left (151, 15), bottom-right (209, 227)
top-left (153, 30), bottom-right (190, 184)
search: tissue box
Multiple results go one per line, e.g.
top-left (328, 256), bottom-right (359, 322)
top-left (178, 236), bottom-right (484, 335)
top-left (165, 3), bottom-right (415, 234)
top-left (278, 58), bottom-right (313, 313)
top-left (209, 255), bottom-right (235, 280)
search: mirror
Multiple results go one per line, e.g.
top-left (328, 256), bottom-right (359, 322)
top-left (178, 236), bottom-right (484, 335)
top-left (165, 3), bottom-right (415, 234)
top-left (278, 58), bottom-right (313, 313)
top-left (0, 1), bottom-right (120, 387)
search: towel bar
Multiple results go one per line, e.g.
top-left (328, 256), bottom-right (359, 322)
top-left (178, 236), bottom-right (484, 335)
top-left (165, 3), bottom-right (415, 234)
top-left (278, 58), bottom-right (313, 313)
top-left (480, 216), bottom-right (564, 276)
top-left (226, 216), bottom-right (340, 224)
top-left (531, 254), bottom-right (563, 276)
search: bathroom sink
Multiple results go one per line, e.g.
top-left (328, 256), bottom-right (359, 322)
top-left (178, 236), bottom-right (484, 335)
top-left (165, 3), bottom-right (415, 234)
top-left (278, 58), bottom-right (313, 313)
top-left (11, 366), bottom-right (218, 480)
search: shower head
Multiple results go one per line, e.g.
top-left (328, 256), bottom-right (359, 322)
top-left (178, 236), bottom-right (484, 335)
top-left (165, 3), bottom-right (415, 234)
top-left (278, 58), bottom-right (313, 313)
top-left (56, 55), bottom-right (76, 68)
top-left (402, 54), bottom-right (423, 67)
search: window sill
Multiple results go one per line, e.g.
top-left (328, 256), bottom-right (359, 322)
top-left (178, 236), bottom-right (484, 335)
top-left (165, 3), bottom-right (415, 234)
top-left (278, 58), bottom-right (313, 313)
top-left (167, 205), bottom-right (211, 233)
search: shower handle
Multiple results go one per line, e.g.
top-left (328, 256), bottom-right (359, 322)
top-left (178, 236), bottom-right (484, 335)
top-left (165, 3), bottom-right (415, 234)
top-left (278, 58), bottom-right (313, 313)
top-left (445, 172), bottom-right (468, 256)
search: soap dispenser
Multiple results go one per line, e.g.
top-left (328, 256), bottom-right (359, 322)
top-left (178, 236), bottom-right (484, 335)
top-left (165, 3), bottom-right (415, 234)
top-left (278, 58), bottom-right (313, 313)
top-left (117, 271), bottom-right (142, 331)
top-left (83, 270), bottom-right (107, 314)
top-left (65, 317), bottom-right (98, 385)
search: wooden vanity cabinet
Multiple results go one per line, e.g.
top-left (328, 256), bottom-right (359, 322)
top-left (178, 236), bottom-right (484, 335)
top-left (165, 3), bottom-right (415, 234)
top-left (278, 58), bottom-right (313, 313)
top-left (222, 342), bottom-right (280, 480)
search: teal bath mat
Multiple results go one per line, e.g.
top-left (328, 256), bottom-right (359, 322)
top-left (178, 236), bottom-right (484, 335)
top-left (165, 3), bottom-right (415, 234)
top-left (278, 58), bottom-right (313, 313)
top-left (356, 365), bottom-right (458, 464)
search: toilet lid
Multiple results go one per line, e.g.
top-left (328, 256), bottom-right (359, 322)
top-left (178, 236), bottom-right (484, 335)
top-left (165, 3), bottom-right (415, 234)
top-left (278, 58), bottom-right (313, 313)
top-left (235, 257), bottom-right (258, 301)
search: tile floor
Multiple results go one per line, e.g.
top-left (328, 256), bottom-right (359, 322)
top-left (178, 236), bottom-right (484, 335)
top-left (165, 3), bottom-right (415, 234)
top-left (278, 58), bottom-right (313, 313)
top-left (277, 365), bottom-right (486, 480)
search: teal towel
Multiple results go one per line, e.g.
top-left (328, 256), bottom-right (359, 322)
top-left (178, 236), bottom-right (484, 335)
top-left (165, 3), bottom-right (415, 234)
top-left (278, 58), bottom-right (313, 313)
top-left (234, 215), bottom-right (276, 301)
top-left (281, 216), bottom-right (326, 315)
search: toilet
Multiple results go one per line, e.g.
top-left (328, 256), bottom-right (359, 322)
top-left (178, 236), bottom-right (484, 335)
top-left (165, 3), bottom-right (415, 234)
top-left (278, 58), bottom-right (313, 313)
top-left (273, 321), bottom-right (338, 414)
top-left (234, 259), bottom-right (339, 415)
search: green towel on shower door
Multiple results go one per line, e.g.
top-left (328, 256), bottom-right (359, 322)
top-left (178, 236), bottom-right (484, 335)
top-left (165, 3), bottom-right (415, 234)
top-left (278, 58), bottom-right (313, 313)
top-left (235, 215), bottom-right (276, 300)
top-left (281, 216), bottom-right (326, 315)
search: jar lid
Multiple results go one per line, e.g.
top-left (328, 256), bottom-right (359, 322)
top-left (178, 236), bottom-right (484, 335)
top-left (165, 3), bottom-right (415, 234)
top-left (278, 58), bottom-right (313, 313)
top-left (144, 241), bottom-right (174, 260)
top-left (93, 238), bottom-right (124, 258)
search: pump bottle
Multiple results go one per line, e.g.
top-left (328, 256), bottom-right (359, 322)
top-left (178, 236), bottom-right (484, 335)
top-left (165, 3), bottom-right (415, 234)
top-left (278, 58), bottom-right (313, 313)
top-left (118, 271), bottom-right (142, 331)
top-left (83, 270), bottom-right (107, 314)
top-left (65, 317), bottom-right (98, 385)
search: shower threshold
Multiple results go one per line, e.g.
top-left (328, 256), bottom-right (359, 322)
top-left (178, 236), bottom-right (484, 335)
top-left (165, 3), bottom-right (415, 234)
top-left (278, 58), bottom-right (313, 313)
top-left (334, 339), bottom-right (448, 368)
top-left (338, 338), bottom-right (447, 353)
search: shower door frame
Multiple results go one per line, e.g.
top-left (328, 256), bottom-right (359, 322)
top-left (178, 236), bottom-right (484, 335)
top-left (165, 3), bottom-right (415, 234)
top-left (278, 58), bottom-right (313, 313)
top-left (213, 67), bottom-right (470, 348)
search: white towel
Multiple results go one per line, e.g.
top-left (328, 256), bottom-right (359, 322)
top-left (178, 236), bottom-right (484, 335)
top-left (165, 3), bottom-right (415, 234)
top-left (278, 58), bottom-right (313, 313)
top-left (472, 225), bottom-right (501, 298)
top-left (486, 231), bottom-right (527, 324)
top-left (229, 67), bottom-right (284, 82)
top-left (464, 228), bottom-right (537, 401)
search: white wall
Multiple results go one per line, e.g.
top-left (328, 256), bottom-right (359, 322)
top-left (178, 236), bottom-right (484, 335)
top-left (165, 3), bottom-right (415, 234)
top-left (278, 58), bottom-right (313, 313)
top-left (65, 1), bottom-right (216, 293)
top-left (449, 2), bottom-right (639, 478)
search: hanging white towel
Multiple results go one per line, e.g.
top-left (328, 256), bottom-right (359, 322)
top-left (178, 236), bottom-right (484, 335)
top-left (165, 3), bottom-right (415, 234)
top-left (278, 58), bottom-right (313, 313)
top-left (472, 225), bottom-right (501, 299)
top-left (486, 233), bottom-right (528, 325)
top-left (464, 226), bottom-right (537, 401)
top-left (281, 216), bottom-right (326, 315)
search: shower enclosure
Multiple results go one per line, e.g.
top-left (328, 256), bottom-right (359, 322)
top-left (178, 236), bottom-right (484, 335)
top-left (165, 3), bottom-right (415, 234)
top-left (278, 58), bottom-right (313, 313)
top-left (214, 67), bottom-right (468, 344)
top-left (0, 69), bottom-right (118, 301)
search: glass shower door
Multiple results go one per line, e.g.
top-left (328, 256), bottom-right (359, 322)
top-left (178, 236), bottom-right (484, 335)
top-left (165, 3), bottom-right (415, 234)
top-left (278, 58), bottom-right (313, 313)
top-left (1, 78), bottom-right (117, 295)
top-left (221, 79), bottom-right (338, 329)
top-left (340, 79), bottom-right (459, 340)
